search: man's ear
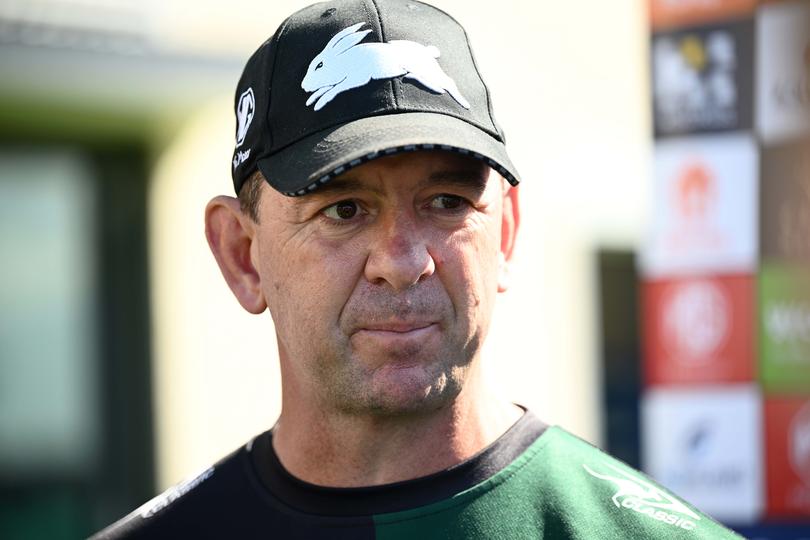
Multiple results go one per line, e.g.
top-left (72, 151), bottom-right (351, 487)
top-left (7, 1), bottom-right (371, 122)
top-left (497, 183), bottom-right (520, 293)
top-left (205, 196), bottom-right (267, 314)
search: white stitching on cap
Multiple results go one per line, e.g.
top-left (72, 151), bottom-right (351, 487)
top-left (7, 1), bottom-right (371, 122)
top-left (284, 143), bottom-right (518, 197)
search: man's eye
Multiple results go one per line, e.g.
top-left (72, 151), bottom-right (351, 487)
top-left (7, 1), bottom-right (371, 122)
top-left (430, 194), bottom-right (465, 210)
top-left (323, 200), bottom-right (360, 220)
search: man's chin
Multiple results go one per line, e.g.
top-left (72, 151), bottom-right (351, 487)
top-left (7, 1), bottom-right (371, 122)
top-left (350, 363), bottom-right (467, 416)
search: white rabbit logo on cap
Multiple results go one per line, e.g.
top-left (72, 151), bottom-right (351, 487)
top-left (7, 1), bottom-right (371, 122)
top-left (301, 22), bottom-right (470, 111)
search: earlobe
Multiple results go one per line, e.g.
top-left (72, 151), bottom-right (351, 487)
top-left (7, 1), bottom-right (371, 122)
top-left (497, 184), bottom-right (520, 293)
top-left (497, 252), bottom-right (511, 293)
top-left (205, 196), bottom-right (268, 314)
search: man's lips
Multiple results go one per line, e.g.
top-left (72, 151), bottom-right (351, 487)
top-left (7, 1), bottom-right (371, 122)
top-left (350, 322), bottom-right (439, 344)
top-left (356, 322), bottom-right (436, 333)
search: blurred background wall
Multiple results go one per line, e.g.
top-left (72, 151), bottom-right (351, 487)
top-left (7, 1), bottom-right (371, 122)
top-left (0, 0), bottom-right (807, 538)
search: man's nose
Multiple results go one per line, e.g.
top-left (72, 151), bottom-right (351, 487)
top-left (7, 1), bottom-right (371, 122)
top-left (364, 213), bottom-right (435, 291)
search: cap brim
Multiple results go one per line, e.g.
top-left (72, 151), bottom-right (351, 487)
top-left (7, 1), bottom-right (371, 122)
top-left (256, 112), bottom-right (520, 196)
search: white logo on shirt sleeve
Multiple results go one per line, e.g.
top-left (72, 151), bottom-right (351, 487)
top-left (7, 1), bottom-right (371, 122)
top-left (583, 462), bottom-right (701, 531)
top-left (301, 22), bottom-right (470, 111)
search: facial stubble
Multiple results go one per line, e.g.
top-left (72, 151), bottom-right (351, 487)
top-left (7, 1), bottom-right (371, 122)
top-left (313, 284), bottom-right (483, 417)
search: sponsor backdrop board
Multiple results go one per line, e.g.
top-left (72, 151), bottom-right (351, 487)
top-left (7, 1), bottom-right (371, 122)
top-left (642, 274), bottom-right (754, 385)
top-left (641, 134), bottom-right (758, 277)
top-left (761, 139), bottom-right (810, 264)
top-left (756, 0), bottom-right (810, 144)
top-left (759, 263), bottom-right (810, 394)
top-left (640, 0), bottom-right (810, 531)
top-left (652, 18), bottom-right (754, 138)
top-left (642, 385), bottom-right (763, 524)
top-left (765, 398), bottom-right (810, 518)
top-left (649, 0), bottom-right (756, 31)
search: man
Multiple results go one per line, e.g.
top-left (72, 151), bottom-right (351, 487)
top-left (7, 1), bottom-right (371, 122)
top-left (94, 0), bottom-right (742, 538)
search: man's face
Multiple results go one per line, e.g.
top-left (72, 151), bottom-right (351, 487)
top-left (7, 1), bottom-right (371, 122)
top-left (251, 150), bottom-right (517, 415)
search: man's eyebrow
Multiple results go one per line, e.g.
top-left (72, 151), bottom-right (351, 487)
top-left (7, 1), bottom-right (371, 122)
top-left (306, 177), bottom-right (383, 198)
top-left (426, 169), bottom-right (489, 194)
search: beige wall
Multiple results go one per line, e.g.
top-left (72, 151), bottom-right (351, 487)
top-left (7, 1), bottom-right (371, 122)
top-left (149, 0), bottom-right (650, 489)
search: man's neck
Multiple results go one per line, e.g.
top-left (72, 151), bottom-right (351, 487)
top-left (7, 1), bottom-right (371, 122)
top-left (271, 381), bottom-right (522, 488)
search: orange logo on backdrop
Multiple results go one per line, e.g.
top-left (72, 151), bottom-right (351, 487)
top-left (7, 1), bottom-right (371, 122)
top-left (650, 0), bottom-right (756, 31)
top-left (665, 160), bottom-right (725, 253)
top-left (676, 162), bottom-right (714, 220)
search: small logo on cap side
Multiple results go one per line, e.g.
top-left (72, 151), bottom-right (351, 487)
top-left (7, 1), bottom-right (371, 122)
top-left (233, 148), bottom-right (251, 171)
top-left (301, 22), bottom-right (470, 111)
top-left (235, 87), bottom-right (255, 148)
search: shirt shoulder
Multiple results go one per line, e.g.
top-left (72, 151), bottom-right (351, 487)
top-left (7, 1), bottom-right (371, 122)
top-left (372, 426), bottom-right (743, 539)
top-left (90, 445), bottom-right (271, 539)
top-left (534, 427), bottom-right (744, 539)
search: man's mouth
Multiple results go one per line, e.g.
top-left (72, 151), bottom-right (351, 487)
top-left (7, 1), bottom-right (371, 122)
top-left (359, 322), bottom-right (435, 333)
top-left (351, 322), bottom-right (439, 346)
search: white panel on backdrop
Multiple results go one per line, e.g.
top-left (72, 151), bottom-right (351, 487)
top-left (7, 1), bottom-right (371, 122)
top-left (640, 134), bottom-right (758, 277)
top-left (642, 385), bottom-right (763, 524)
top-left (756, 0), bottom-right (810, 144)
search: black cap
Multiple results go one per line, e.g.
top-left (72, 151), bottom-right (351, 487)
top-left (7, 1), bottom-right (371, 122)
top-left (231, 0), bottom-right (520, 196)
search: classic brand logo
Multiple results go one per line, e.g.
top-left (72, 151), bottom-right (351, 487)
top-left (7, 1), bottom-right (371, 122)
top-left (235, 87), bottom-right (255, 148)
top-left (301, 22), bottom-right (470, 111)
top-left (583, 462), bottom-right (700, 530)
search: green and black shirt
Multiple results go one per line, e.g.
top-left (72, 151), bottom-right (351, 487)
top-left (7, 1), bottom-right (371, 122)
top-left (93, 411), bottom-right (742, 539)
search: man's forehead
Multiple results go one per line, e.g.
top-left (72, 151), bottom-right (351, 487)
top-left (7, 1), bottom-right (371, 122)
top-left (303, 151), bottom-right (491, 196)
